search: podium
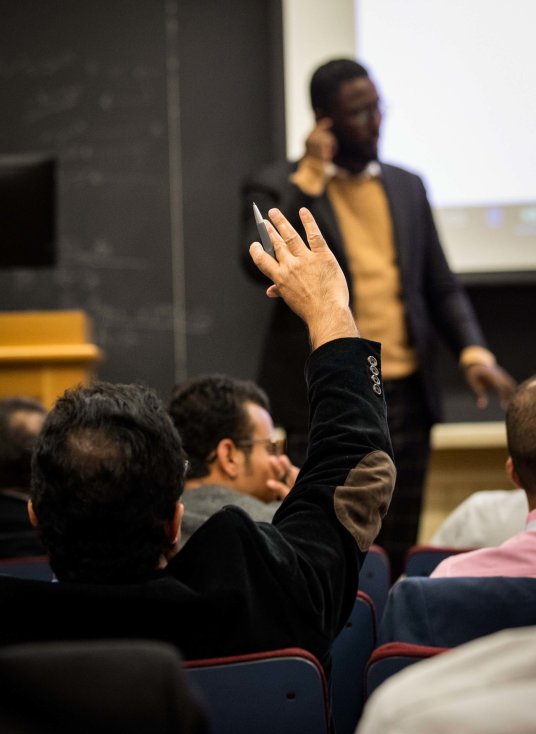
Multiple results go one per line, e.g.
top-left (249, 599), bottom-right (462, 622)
top-left (0, 311), bottom-right (103, 408)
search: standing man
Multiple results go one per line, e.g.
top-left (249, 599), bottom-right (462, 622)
top-left (242, 58), bottom-right (515, 575)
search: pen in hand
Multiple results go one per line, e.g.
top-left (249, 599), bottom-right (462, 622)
top-left (253, 202), bottom-right (276, 258)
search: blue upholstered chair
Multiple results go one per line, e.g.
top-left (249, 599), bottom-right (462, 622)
top-left (0, 555), bottom-right (53, 581)
top-left (185, 647), bottom-right (330, 734)
top-left (330, 591), bottom-right (377, 734)
top-left (366, 641), bottom-right (448, 698)
top-left (359, 544), bottom-right (391, 621)
top-left (404, 545), bottom-right (474, 577)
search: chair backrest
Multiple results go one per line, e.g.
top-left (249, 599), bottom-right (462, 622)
top-left (0, 555), bottom-right (53, 581)
top-left (379, 576), bottom-right (536, 647)
top-left (366, 641), bottom-right (448, 698)
top-left (359, 544), bottom-right (391, 622)
top-left (185, 647), bottom-right (330, 734)
top-left (330, 591), bottom-right (377, 734)
top-left (0, 639), bottom-right (208, 734)
top-left (405, 545), bottom-right (473, 577)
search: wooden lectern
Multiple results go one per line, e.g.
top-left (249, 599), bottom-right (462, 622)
top-left (0, 311), bottom-right (103, 408)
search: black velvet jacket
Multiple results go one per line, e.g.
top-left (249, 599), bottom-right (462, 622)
top-left (0, 338), bottom-right (395, 671)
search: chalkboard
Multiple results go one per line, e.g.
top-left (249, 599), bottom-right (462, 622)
top-left (0, 0), bottom-right (179, 397)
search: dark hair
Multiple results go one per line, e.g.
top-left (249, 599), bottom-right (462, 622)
top-left (310, 58), bottom-right (369, 113)
top-left (0, 397), bottom-right (46, 491)
top-left (31, 382), bottom-right (185, 583)
top-left (506, 376), bottom-right (536, 494)
top-left (168, 375), bottom-right (269, 480)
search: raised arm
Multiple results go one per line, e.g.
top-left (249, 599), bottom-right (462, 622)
top-left (249, 208), bottom-right (396, 650)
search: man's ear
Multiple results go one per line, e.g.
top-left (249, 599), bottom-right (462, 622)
top-left (166, 500), bottom-right (184, 547)
top-left (215, 438), bottom-right (240, 479)
top-left (505, 456), bottom-right (522, 488)
top-left (27, 499), bottom-right (39, 528)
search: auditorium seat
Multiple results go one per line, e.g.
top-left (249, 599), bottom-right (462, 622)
top-left (366, 641), bottom-right (449, 698)
top-left (185, 647), bottom-right (330, 734)
top-left (331, 591), bottom-right (377, 734)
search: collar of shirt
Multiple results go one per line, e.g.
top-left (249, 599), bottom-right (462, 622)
top-left (331, 160), bottom-right (381, 182)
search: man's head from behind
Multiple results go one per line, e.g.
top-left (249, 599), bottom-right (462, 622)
top-left (506, 376), bottom-right (536, 499)
top-left (30, 382), bottom-right (185, 583)
top-left (310, 58), bottom-right (382, 168)
top-left (169, 375), bottom-right (278, 502)
top-left (0, 397), bottom-right (46, 492)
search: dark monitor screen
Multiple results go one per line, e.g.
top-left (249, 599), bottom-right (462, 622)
top-left (0, 153), bottom-right (56, 268)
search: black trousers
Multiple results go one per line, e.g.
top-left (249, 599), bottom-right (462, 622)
top-left (375, 373), bottom-right (432, 579)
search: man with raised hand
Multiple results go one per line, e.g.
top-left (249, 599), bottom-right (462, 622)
top-left (16, 208), bottom-right (394, 672)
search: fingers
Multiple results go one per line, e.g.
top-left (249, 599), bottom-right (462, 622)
top-left (299, 208), bottom-right (328, 252)
top-left (265, 479), bottom-right (291, 501)
top-left (249, 242), bottom-right (278, 281)
top-left (264, 219), bottom-right (285, 259)
top-left (267, 207), bottom-right (328, 256)
top-left (465, 364), bottom-right (516, 410)
top-left (465, 369), bottom-right (489, 409)
top-left (268, 209), bottom-right (306, 256)
top-left (266, 284), bottom-right (281, 299)
top-left (269, 455), bottom-right (299, 488)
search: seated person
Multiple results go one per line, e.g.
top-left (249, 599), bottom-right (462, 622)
top-left (430, 488), bottom-right (527, 549)
top-left (357, 626), bottom-right (536, 734)
top-left (432, 375), bottom-right (536, 578)
top-left (168, 374), bottom-right (299, 545)
top-left (0, 397), bottom-right (46, 558)
top-left (23, 208), bottom-right (395, 669)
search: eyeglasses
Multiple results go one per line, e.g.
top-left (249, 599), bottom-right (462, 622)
top-left (350, 100), bottom-right (384, 127)
top-left (235, 437), bottom-right (286, 457)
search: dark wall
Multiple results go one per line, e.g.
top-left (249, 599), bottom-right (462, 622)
top-left (0, 0), bottom-right (177, 395)
top-left (177, 0), bottom-right (285, 381)
top-left (0, 0), bottom-right (284, 402)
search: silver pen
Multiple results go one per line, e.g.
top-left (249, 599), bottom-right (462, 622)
top-left (252, 203), bottom-right (275, 258)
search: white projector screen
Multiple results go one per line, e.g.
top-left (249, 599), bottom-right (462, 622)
top-left (356, 0), bottom-right (536, 275)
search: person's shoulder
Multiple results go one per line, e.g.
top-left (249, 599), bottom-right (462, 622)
top-left (380, 160), bottom-right (424, 185)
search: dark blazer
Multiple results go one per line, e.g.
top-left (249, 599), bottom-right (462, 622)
top-left (378, 576), bottom-right (536, 648)
top-left (242, 160), bottom-right (488, 427)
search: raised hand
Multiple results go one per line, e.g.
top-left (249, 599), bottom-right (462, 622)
top-left (249, 207), bottom-right (358, 349)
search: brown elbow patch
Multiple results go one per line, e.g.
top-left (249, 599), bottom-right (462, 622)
top-left (334, 451), bottom-right (396, 552)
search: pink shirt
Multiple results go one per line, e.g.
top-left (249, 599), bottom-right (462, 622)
top-left (431, 509), bottom-right (536, 578)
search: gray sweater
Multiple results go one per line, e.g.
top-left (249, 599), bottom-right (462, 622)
top-left (180, 484), bottom-right (279, 546)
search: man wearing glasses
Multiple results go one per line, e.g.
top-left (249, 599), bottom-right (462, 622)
top-left (168, 374), bottom-right (298, 545)
top-left (242, 58), bottom-right (515, 576)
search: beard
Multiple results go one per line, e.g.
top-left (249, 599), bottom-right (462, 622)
top-left (335, 136), bottom-right (379, 171)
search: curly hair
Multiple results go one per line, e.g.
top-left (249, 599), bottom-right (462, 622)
top-left (31, 382), bottom-right (185, 583)
top-left (0, 397), bottom-right (46, 491)
top-left (168, 375), bottom-right (269, 480)
top-left (310, 58), bottom-right (369, 114)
